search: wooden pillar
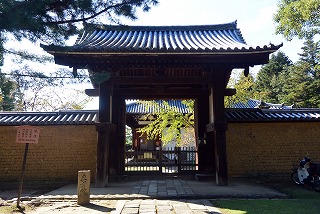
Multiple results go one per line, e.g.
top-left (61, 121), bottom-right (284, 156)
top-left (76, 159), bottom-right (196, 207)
top-left (112, 97), bottom-right (126, 175)
top-left (106, 96), bottom-right (126, 180)
top-left (195, 96), bottom-right (210, 173)
top-left (207, 72), bottom-right (229, 186)
top-left (95, 82), bottom-right (113, 187)
top-left (109, 95), bottom-right (118, 177)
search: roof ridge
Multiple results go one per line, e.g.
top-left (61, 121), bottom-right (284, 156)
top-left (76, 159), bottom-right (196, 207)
top-left (83, 21), bottom-right (238, 32)
top-left (58, 110), bottom-right (98, 113)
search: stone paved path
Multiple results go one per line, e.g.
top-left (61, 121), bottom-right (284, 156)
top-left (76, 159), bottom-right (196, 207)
top-left (112, 199), bottom-right (221, 214)
top-left (131, 179), bottom-right (194, 197)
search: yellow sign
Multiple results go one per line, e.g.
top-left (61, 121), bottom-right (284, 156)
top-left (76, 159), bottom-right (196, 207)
top-left (15, 125), bottom-right (41, 144)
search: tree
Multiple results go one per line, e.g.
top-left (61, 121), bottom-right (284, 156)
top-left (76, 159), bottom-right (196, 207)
top-left (1, 47), bottom-right (93, 111)
top-left (0, 0), bottom-right (159, 111)
top-left (274, 0), bottom-right (320, 40)
top-left (137, 100), bottom-right (194, 145)
top-left (279, 37), bottom-right (320, 107)
top-left (274, 0), bottom-right (320, 107)
top-left (225, 72), bottom-right (258, 107)
top-left (8, 64), bottom-right (91, 111)
top-left (281, 62), bottom-right (312, 107)
top-left (298, 36), bottom-right (320, 74)
top-left (0, 0), bottom-right (159, 44)
top-left (254, 51), bottom-right (292, 103)
top-left (0, 74), bottom-right (17, 111)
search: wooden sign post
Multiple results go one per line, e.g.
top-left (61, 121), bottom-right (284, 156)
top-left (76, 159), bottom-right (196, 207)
top-left (15, 125), bottom-right (40, 207)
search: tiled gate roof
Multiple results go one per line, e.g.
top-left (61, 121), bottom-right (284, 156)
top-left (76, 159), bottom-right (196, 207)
top-left (226, 108), bottom-right (320, 122)
top-left (0, 110), bottom-right (97, 126)
top-left (126, 100), bottom-right (192, 114)
top-left (41, 21), bottom-right (281, 54)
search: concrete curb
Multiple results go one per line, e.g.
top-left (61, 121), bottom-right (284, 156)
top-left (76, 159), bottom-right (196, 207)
top-left (18, 193), bottom-right (290, 202)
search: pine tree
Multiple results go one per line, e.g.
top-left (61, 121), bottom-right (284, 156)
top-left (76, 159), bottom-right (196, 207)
top-left (298, 36), bottom-right (320, 76)
top-left (0, 74), bottom-right (16, 111)
top-left (281, 62), bottom-right (312, 107)
top-left (0, 0), bottom-right (159, 44)
top-left (254, 51), bottom-right (292, 103)
top-left (281, 37), bottom-right (320, 107)
top-left (0, 0), bottom-right (159, 111)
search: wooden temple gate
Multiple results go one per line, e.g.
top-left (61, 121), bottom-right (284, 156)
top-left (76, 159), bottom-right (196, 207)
top-left (42, 22), bottom-right (281, 187)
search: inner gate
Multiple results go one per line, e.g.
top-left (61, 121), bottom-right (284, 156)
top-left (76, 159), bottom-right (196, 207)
top-left (125, 99), bottom-right (198, 175)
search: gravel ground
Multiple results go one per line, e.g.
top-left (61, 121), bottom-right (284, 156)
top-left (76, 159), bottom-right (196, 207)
top-left (1, 196), bottom-right (118, 214)
top-left (27, 200), bottom-right (118, 214)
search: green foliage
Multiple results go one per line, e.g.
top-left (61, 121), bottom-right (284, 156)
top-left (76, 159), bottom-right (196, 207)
top-left (0, 74), bottom-right (17, 111)
top-left (254, 52), bottom-right (292, 103)
top-left (225, 73), bottom-right (259, 107)
top-left (227, 39), bottom-right (319, 108)
top-left (125, 126), bottom-right (133, 146)
top-left (298, 36), bottom-right (320, 75)
top-left (137, 100), bottom-right (194, 145)
top-left (280, 62), bottom-right (312, 107)
top-left (274, 0), bottom-right (320, 40)
top-left (247, 38), bottom-right (319, 108)
top-left (0, 0), bottom-right (159, 43)
top-left (215, 198), bottom-right (320, 214)
top-left (281, 38), bottom-right (320, 107)
top-left (299, 37), bottom-right (320, 67)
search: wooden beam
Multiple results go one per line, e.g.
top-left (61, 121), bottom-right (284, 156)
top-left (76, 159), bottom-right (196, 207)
top-left (225, 88), bottom-right (236, 96)
top-left (54, 52), bottom-right (272, 69)
top-left (85, 89), bottom-right (99, 97)
top-left (85, 88), bottom-right (209, 98)
top-left (107, 76), bottom-right (212, 85)
top-left (115, 88), bottom-right (209, 97)
top-left (206, 122), bottom-right (228, 133)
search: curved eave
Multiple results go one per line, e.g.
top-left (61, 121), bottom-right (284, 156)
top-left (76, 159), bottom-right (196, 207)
top-left (41, 43), bottom-right (282, 56)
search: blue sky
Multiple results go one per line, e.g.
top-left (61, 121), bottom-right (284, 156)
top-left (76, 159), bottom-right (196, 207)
top-left (121, 0), bottom-right (304, 62)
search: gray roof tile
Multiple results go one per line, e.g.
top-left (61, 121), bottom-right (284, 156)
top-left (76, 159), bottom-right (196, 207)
top-left (42, 22), bottom-right (282, 54)
top-left (0, 111), bottom-right (97, 126)
top-left (1, 103), bottom-right (320, 126)
top-left (226, 109), bottom-right (320, 122)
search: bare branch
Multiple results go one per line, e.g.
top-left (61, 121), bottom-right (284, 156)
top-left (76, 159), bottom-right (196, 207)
top-left (45, 0), bottom-right (138, 25)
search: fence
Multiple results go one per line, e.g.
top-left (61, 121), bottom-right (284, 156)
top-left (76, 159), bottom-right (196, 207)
top-left (125, 146), bottom-right (198, 174)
